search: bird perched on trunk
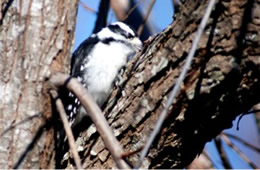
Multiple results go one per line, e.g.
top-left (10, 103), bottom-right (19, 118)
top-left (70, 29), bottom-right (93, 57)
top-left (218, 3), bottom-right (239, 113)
top-left (62, 22), bottom-right (143, 126)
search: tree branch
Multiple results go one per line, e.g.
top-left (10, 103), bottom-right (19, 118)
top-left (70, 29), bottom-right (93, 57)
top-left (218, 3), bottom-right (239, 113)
top-left (220, 134), bottom-right (258, 168)
top-left (214, 137), bottom-right (232, 169)
top-left (135, 0), bottom-right (216, 168)
top-left (0, 114), bottom-right (41, 138)
top-left (50, 90), bottom-right (82, 169)
top-left (79, 1), bottom-right (97, 13)
top-left (74, 0), bottom-right (260, 168)
top-left (137, 0), bottom-right (155, 36)
top-left (222, 133), bottom-right (260, 153)
top-left (48, 72), bottom-right (129, 169)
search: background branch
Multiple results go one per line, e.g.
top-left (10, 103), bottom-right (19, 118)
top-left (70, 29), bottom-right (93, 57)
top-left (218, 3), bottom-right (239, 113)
top-left (223, 133), bottom-right (260, 153)
top-left (220, 134), bottom-right (258, 168)
top-left (137, 0), bottom-right (155, 36)
top-left (214, 137), bottom-right (232, 169)
top-left (111, 0), bottom-right (152, 41)
top-left (80, 1), bottom-right (97, 13)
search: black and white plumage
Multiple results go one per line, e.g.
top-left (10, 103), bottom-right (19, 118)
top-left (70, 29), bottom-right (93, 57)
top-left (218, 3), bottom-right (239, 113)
top-left (64, 22), bottom-right (142, 125)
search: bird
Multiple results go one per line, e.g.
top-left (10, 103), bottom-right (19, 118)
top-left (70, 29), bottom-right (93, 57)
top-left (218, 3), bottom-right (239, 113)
top-left (62, 22), bottom-right (143, 126)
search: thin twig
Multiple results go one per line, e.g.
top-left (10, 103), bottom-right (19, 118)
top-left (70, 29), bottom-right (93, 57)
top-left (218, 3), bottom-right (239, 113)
top-left (0, 114), bottom-right (41, 137)
top-left (245, 109), bottom-right (260, 114)
top-left (111, 0), bottom-right (127, 20)
top-left (220, 134), bottom-right (258, 168)
top-left (236, 109), bottom-right (260, 130)
top-left (48, 73), bottom-right (129, 169)
top-left (214, 137), bottom-right (232, 169)
top-left (79, 1), bottom-right (97, 13)
top-left (122, 0), bottom-right (143, 21)
top-left (137, 0), bottom-right (155, 36)
top-left (50, 90), bottom-right (82, 169)
top-left (223, 133), bottom-right (260, 153)
top-left (134, 0), bottom-right (216, 168)
top-left (14, 124), bottom-right (45, 169)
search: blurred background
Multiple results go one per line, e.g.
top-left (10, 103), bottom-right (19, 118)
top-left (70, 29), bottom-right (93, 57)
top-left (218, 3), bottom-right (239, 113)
top-left (74, 0), bottom-right (260, 168)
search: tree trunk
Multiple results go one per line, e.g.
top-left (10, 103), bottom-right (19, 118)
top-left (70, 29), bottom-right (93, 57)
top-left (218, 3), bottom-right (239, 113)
top-left (1, 0), bottom-right (259, 169)
top-left (0, 0), bottom-right (78, 168)
top-left (70, 0), bottom-right (260, 168)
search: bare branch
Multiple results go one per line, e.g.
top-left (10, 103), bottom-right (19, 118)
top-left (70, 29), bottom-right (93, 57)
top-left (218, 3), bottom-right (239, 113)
top-left (110, 0), bottom-right (129, 20)
top-left (135, 0), bottom-right (216, 168)
top-left (48, 72), bottom-right (129, 169)
top-left (237, 109), bottom-right (260, 130)
top-left (222, 133), bottom-right (260, 153)
top-left (214, 137), bottom-right (232, 169)
top-left (111, 0), bottom-right (152, 41)
top-left (220, 134), bottom-right (258, 168)
top-left (13, 125), bottom-right (45, 169)
top-left (0, 114), bottom-right (41, 137)
top-left (79, 1), bottom-right (97, 13)
top-left (50, 90), bottom-right (82, 169)
top-left (137, 0), bottom-right (155, 36)
top-left (122, 0), bottom-right (143, 21)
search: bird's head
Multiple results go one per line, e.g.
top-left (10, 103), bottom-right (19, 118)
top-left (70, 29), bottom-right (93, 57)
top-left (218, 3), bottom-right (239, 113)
top-left (97, 22), bottom-right (143, 52)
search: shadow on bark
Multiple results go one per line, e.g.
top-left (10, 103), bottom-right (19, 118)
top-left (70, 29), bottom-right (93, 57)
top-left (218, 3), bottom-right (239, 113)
top-left (149, 0), bottom-right (258, 168)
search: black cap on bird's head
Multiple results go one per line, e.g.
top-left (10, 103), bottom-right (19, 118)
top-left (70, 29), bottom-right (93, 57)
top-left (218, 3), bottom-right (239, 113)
top-left (97, 22), bottom-right (143, 52)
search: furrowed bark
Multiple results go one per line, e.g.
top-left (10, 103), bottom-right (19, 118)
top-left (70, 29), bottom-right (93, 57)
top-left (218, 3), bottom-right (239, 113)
top-left (0, 0), bottom-right (78, 168)
top-left (72, 0), bottom-right (260, 168)
top-left (1, 0), bottom-right (259, 169)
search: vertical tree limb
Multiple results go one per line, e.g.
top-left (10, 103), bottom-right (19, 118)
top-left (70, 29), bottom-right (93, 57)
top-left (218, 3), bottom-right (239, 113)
top-left (50, 90), bottom-right (82, 169)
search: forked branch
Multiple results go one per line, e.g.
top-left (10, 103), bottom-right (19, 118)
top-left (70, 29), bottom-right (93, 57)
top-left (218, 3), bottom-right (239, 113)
top-left (48, 72), bottom-right (129, 169)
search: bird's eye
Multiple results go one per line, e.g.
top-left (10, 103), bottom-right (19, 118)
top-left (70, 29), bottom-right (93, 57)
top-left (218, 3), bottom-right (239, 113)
top-left (127, 34), bottom-right (134, 39)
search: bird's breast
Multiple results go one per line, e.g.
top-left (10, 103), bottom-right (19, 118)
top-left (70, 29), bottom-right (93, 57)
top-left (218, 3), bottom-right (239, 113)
top-left (83, 42), bottom-right (130, 106)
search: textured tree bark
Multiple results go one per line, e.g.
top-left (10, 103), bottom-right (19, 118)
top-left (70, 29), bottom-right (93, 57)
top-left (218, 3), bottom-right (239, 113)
top-left (69, 0), bottom-right (260, 168)
top-left (1, 0), bottom-right (259, 169)
top-left (0, 0), bottom-right (78, 168)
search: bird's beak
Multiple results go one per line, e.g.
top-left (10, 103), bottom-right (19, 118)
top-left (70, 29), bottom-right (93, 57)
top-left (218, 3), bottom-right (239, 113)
top-left (132, 37), bottom-right (143, 52)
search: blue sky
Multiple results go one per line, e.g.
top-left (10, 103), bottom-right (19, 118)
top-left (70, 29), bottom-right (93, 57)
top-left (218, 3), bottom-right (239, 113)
top-left (73, 0), bottom-right (260, 168)
top-left (206, 114), bottom-right (260, 168)
top-left (74, 0), bottom-right (173, 50)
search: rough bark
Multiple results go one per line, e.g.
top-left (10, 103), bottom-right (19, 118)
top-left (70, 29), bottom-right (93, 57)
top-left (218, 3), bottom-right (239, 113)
top-left (69, 0), bottom-right (260, 168)
top-left (1, 0), bottom-right (259, 169)
top-left (0, 0), bottom-right (78, 168)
